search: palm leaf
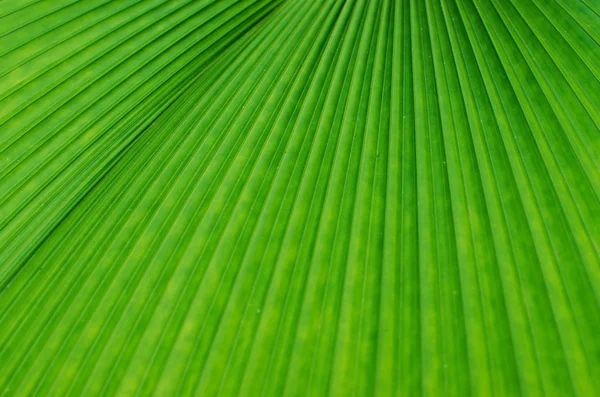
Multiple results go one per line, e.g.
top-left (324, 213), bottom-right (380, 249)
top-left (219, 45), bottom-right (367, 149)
top-left (0, 0), bottom-right (598, 395)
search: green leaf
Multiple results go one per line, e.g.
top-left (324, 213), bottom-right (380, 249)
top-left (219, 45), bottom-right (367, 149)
top-left (0, 0), bottom-right (598, 395)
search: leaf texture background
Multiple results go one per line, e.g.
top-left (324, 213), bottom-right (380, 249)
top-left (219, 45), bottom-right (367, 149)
top-left (0, 0), bottom-right (599, 395)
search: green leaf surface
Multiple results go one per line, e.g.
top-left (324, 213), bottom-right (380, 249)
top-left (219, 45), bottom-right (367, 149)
top-left (0, 0), bottom-right (598, 395)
